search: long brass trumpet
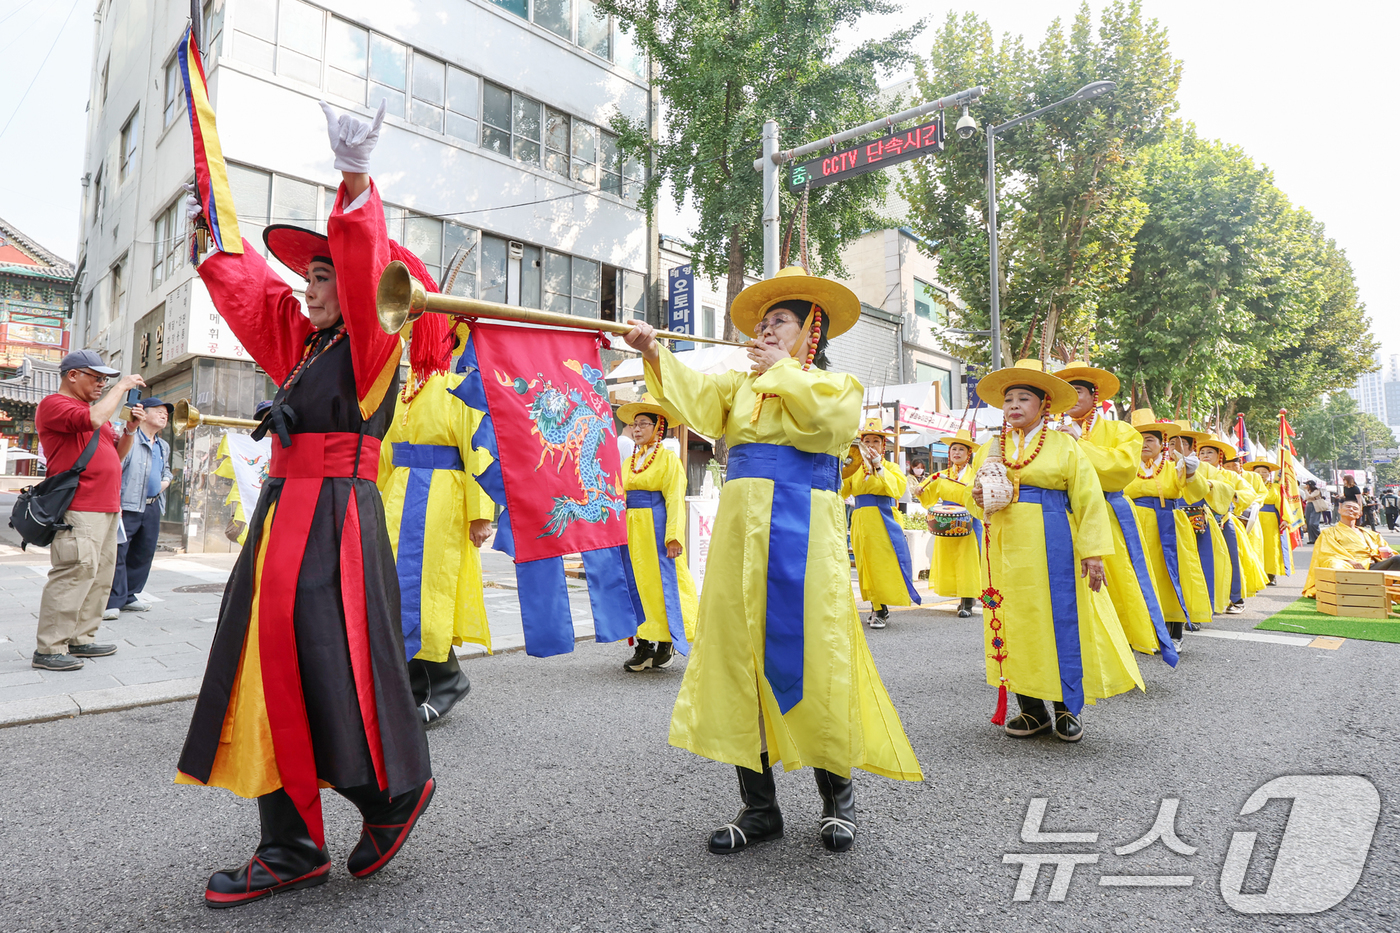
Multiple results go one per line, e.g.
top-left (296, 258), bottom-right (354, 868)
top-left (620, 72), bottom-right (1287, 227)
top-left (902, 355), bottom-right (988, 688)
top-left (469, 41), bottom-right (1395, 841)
top-left (173, 399), bottom-right (263, 437)
top-left (375, 260), bottom-right (748, 347)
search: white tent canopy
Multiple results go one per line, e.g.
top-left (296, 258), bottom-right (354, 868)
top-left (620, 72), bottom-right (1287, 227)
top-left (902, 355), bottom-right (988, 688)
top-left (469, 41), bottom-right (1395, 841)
top-left (607, 345), bottom-right (748, 384)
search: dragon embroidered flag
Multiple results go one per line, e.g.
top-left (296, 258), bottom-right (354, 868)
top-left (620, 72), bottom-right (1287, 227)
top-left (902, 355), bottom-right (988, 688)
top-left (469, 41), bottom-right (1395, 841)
top-left (451, 322), bottom-right (638, 656)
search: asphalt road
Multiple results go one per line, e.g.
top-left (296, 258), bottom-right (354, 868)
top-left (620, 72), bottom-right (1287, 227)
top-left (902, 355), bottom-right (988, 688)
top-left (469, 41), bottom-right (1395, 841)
top-left (0, 592), bottom-right (1394, 933)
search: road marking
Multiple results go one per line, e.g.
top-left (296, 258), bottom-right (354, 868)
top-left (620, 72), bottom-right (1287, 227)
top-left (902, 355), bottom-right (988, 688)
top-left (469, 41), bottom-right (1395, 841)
top-left (1309, 636), bottom-right (1347, 650)
top-left (1192, 629), bottom-right (1313, 647)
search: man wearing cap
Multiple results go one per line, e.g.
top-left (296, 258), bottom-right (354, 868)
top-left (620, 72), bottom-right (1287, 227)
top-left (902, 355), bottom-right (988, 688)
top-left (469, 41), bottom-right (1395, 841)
top-left (104, 397), bottom-right (174, 619)
top-left (33, 350), bottom-right (146, 671)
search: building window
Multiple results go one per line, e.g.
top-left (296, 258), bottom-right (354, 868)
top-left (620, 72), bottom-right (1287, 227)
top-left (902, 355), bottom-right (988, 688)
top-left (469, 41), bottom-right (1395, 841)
top-left (916, 361), bottom-right (953, 410)
top-left (534, 0), bottom-right (572, 39)
top-left (368, 33), bottom-right (408, 117)
top-left (90, 169), bottom-right (103, 230)
top-left (151, 201), bottom-right (186, 289)
top-left (325, 17), bottom-right (368, 104)
top-left (600, 131), bottom-right (621, 195)
top-left (544, 108), bottom-right (570, 177)
top-left (577, 0), bottom-right (612, 59)
top-left (701, 304), bottom-right (716, 339)
top-left (543, 252), bottom-right (599, 317)
top-left (571, 121), bottom-right (598, 185)
top-left (622, 270), bottom-right (646, 321)
top-left (276, 0), bottom-right (324, 86)
top-left (622, 153), bottom-right (644, 201)
top-left (445, 67), bottom-right (479, 144)
top-left (489, 0), bottom-right (527, 18)
top-left (483, 83), bottom-right (542, 166)
top-left (119, 111), bottom-right (139, 182)
top-left (234, 0), bottom-right (278, 70)
top-left (226, 163), bottom-right (272, 254)
top-left (913, 278), bottom-right (945, 326)
top-left (110, 261), bottom-right (126, 330)
top-left (410, 52), bottom-right (445, 132)
top-left (405, 213), bottom-right (444, 283)
top-left (163, 58), bottom-right (185, 129)
top-left (100, 57), bottom-right (109, 106)
top-left (443, 222), bottom-right (479, 297)
top-left (202, 0), bottom-right (226, 57)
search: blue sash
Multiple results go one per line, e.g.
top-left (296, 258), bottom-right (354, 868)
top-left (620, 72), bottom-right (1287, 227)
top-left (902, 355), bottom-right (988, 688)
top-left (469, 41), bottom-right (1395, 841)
top-left (391, 442), bottom-right (466, 660)
top-left (1105, 491), bottom-right (1176, 667)
top-left (1132, 496), bottom-right (1190, 621)
top-left (623, 489), bottom-right (689, 654)
top-left (1179, 497), bottom-right (1216, 607)
top-left (939, 499), bottom-right (984, 554)
top-left (726, 442), bottom-right (840, 714)
top-left (1014, 485), bottom-right (1084, 715)
top-left (1259, 504), bottom-right (1292, 575)
top-left (851, 494), bottom-right (922, 605)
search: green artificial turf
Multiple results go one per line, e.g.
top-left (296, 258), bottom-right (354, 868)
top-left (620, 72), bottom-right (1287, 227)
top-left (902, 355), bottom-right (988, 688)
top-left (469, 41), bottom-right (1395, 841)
top-left (1255, 597), bottom-right (1400, 644)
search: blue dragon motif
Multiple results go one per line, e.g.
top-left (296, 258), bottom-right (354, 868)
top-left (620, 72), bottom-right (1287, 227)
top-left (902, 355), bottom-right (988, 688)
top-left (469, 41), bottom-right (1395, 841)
top-left (501, 365), bottom-right (625, 537)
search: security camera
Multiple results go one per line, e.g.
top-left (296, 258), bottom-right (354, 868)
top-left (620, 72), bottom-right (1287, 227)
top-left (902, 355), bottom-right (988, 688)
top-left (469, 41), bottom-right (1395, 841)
top-left (955, 107), bottom-right (978, 140)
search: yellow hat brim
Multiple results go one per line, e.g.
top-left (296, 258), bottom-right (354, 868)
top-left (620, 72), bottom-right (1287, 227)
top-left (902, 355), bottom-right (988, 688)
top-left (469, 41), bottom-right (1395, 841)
top-left (1054, 364), bottom-right (1120, 399)
top-left (1134, 421), bottom-right (1180, 438)
top-left (1174, 429), bottom-right (1214, 446)
top-left (1197, 438), bottom-right (1237, 460)
top-left (729, 269), bottom-right (861, 339)
top-left (615, 400), bottom-right (681, 428)
top-left (975, 367), bottom-right (1078, 413)
top-left (1248, 461), bottom-right (1280, 472)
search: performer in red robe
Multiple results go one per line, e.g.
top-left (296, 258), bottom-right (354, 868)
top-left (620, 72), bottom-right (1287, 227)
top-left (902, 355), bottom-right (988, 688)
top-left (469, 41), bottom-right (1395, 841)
top-left (176, 101), bottom-right (433, 908)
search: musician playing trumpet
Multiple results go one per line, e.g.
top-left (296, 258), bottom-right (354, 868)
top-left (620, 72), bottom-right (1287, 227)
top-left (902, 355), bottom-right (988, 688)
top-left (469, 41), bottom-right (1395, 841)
top-left (841, 419), bottom-right (921, 629)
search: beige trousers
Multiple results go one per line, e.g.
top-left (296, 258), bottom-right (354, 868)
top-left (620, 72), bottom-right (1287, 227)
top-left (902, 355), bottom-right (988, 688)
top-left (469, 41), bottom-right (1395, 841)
top-left (36, 510), bottom-right (121, 655)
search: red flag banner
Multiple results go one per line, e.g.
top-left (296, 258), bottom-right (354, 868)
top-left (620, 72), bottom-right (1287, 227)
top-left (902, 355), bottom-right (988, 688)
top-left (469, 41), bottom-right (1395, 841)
top-left (471, 322), bottom-right (627, 563)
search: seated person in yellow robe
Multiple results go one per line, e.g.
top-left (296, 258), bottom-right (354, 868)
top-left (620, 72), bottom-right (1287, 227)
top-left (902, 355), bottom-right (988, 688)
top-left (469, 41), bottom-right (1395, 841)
top-left (1301, 500), bottom-right (1398, 597)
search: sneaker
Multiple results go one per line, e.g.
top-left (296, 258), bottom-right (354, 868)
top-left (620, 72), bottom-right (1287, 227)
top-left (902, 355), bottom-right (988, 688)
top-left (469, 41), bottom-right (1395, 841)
top-left (652, 641), bottom-right (675, 669)
top-left (1225, 603), bottom-right (1244, 615)
top-left (623, 640), bottom-right (655, 672)
top-left (867, 612), bottom-right (887, 630)
top-left (121, 597), bottom-right (152, 612)
top-left (68, 642), bottom-right (117, 658)
top-left (102, 608), bottom-right (119, 621)
top-left (32, 651), bottom-right (83, 671)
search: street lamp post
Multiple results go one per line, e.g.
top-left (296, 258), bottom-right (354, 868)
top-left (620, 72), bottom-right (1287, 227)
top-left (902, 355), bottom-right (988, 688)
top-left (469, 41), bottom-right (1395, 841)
top-left (983, 80), bottom-right (1116, 371)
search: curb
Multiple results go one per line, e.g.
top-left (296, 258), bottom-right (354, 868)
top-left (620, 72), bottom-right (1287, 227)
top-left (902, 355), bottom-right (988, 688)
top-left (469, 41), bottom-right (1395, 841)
top-left (0, 630), bottom-right (607, 730)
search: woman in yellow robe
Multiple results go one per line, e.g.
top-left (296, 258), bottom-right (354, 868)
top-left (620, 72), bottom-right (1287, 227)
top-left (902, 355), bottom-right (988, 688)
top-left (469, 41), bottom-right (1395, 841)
top-left (1251, 462), bottom-right (1290, 580)
top-left (615, 396), bottom-right (699, 671)
top-left (1123, 411), bottom-right (1213, 650)
top-left (378, 318), bottom-right (495, 723)
top-left (1054, 362), bottom-right (1175, 666)
top-left (1230, 457), bottom-right (1269, 570)
top-left (1198, 440), bottom-right (1266, 611)
top-left (964, 360), bottom-right (1144, 744)
top-left (842, 417), bottom-right (921, 628)
top-left (1170, 424), bottom-right (1234, 618)
top-left (916, 427), bottom-right (982, 617)
top-left (624, 266), bottom-right (921, 856)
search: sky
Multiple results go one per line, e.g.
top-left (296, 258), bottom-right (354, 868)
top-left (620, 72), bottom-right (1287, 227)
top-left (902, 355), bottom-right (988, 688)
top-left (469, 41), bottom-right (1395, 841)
top-left (1, 0), bottom-right (1395, 366)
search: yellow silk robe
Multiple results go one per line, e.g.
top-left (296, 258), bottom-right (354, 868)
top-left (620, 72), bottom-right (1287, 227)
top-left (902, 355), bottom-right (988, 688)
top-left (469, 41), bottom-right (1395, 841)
top-left (1257, 483), bottom-right (1289, 577)
top-left (965, 426), bottom-right (1144, 706)
top-left (1220, 469), bottom-right (1267, 596)
top-left (1238, 469), bottom-right (1268, 567)
top-left (377, 371), bottom-right (495, 659)
top-left (1077, 418), bottom-right (1165, 657)
top-left (841, 459), bottom-right (917, 607)
top-left (622, 444), bottom-right (699, 643)
top-left (1300, 523), bottom-right (1388, 597)
top-left (645, 350), bottom-right (922, 782)
top-left (1179, 462), bottom-right (1235, 614)
top-left (918, 463), bottom-right (983, 598)
top-left (1124, 456), bottom-right (1213, 625)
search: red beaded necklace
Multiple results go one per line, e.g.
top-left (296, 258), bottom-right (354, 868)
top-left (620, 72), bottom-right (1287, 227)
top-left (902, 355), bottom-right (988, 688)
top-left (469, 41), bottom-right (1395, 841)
top-left (1072, 386), bottom-right (1100, 434)
top-left (282, 325), bottom-right (347, 391)
top-left (1000, 408), bottom-right (1049, 471)
top-left (1137, 451), bottom-right (1168, 481)
top-left (628, 416), bottom-right (666, 474)
top-left (399, 370), bottom-right (432, 405)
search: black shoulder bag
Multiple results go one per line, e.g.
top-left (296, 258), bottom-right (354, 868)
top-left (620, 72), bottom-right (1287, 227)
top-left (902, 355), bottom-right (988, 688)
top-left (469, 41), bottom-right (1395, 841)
top-left (8, 426), bottom-right (105, 550)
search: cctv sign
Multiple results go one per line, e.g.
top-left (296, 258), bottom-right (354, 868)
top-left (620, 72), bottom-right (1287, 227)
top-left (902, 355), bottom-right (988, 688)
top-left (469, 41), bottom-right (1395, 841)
top-left (788, 112), bottom-right (945, 193)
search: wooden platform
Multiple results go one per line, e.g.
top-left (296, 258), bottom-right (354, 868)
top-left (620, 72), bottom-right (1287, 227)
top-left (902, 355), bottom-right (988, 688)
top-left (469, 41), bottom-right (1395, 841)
top-left (1315, 568), bottom-right (1399, 620)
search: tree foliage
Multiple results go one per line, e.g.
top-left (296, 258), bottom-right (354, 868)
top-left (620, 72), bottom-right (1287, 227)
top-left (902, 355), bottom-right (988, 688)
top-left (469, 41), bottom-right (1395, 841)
top-left (1290, 392), bottom-right (1395, 477)
top-left (599, 0), bottom-right (919, 337)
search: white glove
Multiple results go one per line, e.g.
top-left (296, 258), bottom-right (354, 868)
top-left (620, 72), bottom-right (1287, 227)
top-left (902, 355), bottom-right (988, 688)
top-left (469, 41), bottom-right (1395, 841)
top-left (1182, 453), bottom-right (1199, 477)
top-left (320, 99), bottom-right (387, 173)
top-left (183, 182), bottom-right (202, 224)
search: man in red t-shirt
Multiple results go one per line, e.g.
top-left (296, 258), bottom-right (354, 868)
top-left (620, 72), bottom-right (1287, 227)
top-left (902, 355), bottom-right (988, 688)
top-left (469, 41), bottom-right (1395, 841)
top-left (33, 349), bottom-right (146, 671)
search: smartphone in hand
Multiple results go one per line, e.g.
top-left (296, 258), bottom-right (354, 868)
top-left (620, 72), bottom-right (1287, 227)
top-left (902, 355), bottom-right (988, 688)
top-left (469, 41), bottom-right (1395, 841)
top-left (126, 388), bottom-right (142, 406)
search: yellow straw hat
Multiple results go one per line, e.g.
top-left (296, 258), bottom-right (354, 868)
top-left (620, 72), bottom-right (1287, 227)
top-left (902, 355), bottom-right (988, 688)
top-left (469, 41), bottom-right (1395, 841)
top-left (1170, 420), bottom-right (1214, 447)
top-left (857, 416), bottom-right (896, 440)
top-left (1054, 360), bottom-right (1120, 399)
top-left (1196, 436), bottom-right (1238, 460)
top-left (728, 266), bottom-right (861, 340)
top-left (616, 394), bottom-right (683, 428)
top-left (1128, 408), bottom-right (1180, 438)
top-left (975, 359), bottom-right (1077, 413)
top-left (1248, 460), bottom-right (1280, 473)
top-left (945, 426), bottom-right (981, 452)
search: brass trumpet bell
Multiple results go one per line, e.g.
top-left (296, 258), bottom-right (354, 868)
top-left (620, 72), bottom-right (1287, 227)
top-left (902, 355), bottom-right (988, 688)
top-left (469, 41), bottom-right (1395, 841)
top-left (173, 399), bottom-right (263, 436)
top-left (376, 260), bottom-right (429, 335)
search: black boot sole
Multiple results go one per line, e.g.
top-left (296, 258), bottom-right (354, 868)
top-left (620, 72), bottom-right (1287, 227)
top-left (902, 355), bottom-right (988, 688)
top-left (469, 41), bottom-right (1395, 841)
top-left (707, 827), bottom-right (783, 854)
top-left (204, 861), bottom-right (331, 909)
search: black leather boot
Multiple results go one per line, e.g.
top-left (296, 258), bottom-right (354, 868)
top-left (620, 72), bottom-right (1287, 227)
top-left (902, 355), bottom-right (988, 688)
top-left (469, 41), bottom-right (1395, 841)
top-left (408, 653), bottom-right (471, 723)
top-left (958, 597), bottom-right (976, 618)
top-left (1004, 694), bottom-right (1052, 738)
top-left (813, 769), bottom-right (856, 852)
top-left (708, 753), bottom-right (783, 854)
top-left (1052, 701), bottom-right (1083, 742)
top-left (337, 778), bottom-right (436, 878)
top-left (204, 789), bottom-right (330, 908)
top-left (623, 639), bottom-right (656, 672)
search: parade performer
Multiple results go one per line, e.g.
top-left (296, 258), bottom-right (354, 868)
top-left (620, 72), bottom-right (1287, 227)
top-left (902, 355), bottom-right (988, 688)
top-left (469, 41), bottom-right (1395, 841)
top-left (1122, 411), bottom-right (1212, 650)
top-left (1053, 362), bottom-right (1175, 665)
top-left (964, 360), bottom-right (1144, 743)
top-left (842, 417), bottom-right (921, 629)
top-left (1251, 461), bottom-right (1288, 583)
top-left (177, 102), bottom-right (433, 908)
top-left (1301, 500), bottom-right (1399, 596)
top-left (378, 300), bottom-right (495, 724)
top-left (917, 427), bottom-right (983, 618)
top-left (1196, 439), bottom-right (1266, 613)
top-left (615, 395), bottom-right (698, 672)
top-left (624, 266), bottom-right (922, 856)
top-left (1169, 423), bottom-right (1233, 617)
top-left (1226, 453), bottom-right (1270, 571)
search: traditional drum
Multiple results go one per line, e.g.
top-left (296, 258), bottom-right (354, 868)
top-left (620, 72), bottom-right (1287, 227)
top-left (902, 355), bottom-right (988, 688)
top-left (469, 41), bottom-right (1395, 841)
top-left (928, 504), bottom-right (973, 538)
top-left (1182, 503), bottom-right (1209, 535)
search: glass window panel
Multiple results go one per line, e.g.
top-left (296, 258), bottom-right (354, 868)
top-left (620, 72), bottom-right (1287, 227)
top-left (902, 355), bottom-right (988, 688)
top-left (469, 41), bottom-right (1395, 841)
top-left (482, 125), bottom-right (510, 156)
top-left (513, 94), bottom-right (541, 142)
top-left (410, 100), bottom-right (443, 132)
top-left (545, 109), bottom-right (569, 154)
top-left (412, 52), bottom-right (445, 106)
top-left (452, 273), bottom-right (476, 298)
top-left (572, 297), bottom-right (598, 318)
top-left (278, 49), bottom-right (321, 86)
top-left (278, 0), bottom-right (323, 58)
top-left (446, 68), bottom-right (479, 117)
top-left (544, 151), bottom-right (569, 176)
top-left (239, 0), bottom-right (277, 41)
top-left (483, 83), bottom-right (511, 131)
top-left (577, 0), bottom-right (612, 59)
top-left (273, 175), bottom-right (318, 225)
top-left (163, 59), bottom-right (183, 128)
top-left (519, 245), bottom-right (542, 309)
top-left (571, 122), bottom-right (597, 163)
top-left (369, 34), bottom-right (407, 89)
top-left (405, 214), bottom-right (444, 269)
top-left (443, 223), bottom-right (478, 296)
top-left (326, 19), bottom-right (367, 77)
top-left (543, 251), bottom-right (570, 297)
top-left (368, 84), bottom-right (405, 118)
top-left (488, 0), bottom-right (527, 18)
top-left (227, 164), bottom-right (271, 225)
top-left (514, 139), bottom-right (540, 165)
top-left (327, 68), bottom-right (366, 105)
top-left (383, 205), bottom-right (405, 241)
top-left (600, 132), bottom-right (620, 172)
top-left (236, 32), bottom-right (276, 70)
top-left (151, 212), bottom-right (166, 288)
top-left (534, 0), bottom-right (572, 39)
top-left (624, 270), bottom-right (646, 319)
top-left (481, 236), bottom-right (509, 304)
top-left (616, 22), bottom-right (645, 77)
top-left (445, 113), bottom-right (478, 144)
top-left (320, 187), bottom-right (336, 234)
top-left (702, 304), bottom-right (716, 338)
top-left (572, 257), bottom-right (599, 300)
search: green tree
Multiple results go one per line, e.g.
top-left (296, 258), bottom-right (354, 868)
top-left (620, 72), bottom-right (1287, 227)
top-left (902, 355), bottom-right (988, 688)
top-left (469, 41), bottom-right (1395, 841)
top-left (899, 1), bottom-right (1181, 365)
top-left (599, 0), bottom-right (919, 339)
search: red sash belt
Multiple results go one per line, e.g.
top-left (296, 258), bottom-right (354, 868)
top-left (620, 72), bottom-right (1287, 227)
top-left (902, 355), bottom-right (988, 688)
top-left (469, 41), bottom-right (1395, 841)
top-left (261, 431), bottom-right (385, 848)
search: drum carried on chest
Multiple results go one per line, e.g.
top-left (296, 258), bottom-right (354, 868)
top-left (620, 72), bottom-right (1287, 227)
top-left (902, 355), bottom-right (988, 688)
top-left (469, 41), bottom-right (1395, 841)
top-left (928, 504), bottom-right (974, 538)
top-left (1182, 504), bottom-right (1210, 535)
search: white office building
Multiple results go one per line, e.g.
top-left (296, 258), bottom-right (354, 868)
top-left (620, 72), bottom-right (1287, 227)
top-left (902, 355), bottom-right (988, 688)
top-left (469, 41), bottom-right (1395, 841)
top-left (74, 0), bottom-right (652, 550)
top-left (1347, 355), bottom-right (1387, 424)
